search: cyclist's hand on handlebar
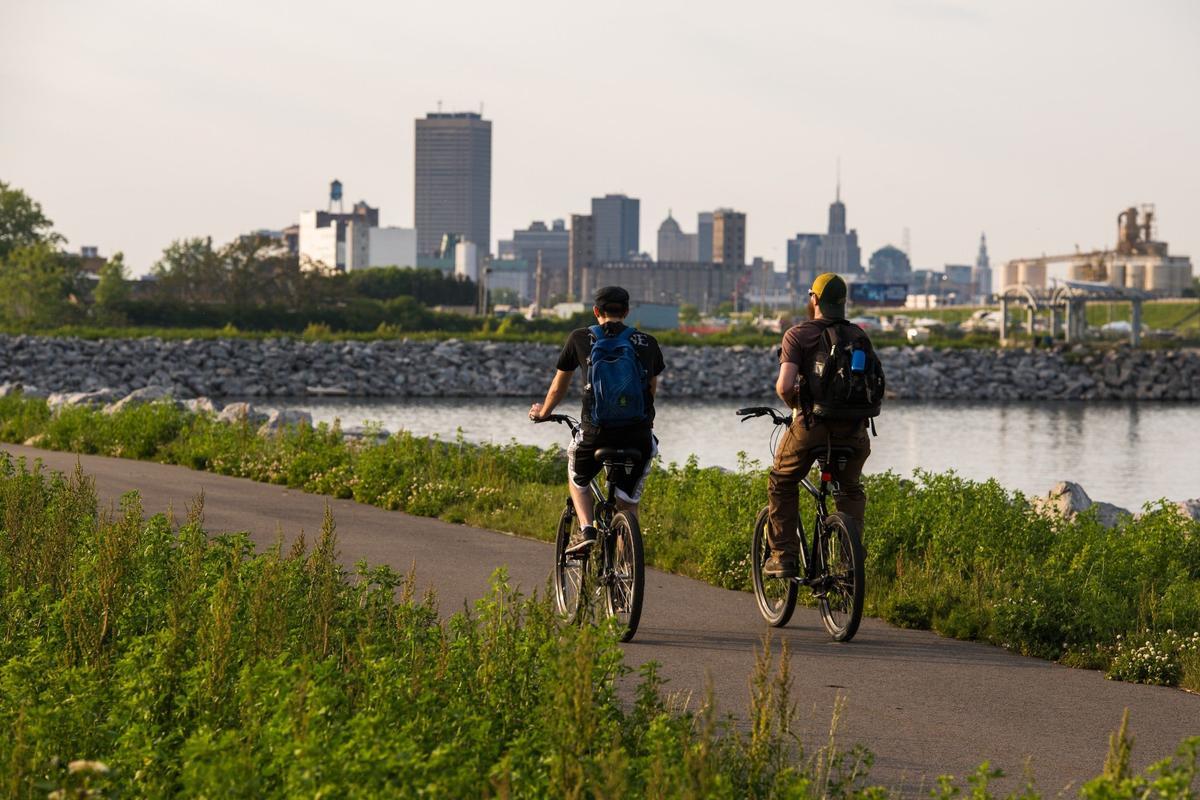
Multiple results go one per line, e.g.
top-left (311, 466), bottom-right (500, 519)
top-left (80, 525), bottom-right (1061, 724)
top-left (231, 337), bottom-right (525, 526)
top-left (528, 402), bottom-right (546, 421)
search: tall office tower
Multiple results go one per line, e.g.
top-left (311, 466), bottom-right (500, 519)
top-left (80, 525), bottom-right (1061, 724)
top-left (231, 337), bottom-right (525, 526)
top-left (568, 213), bottom-right (595, 301)
top-left (414, 111), bottom-right (492, 258)
top-left (712, 208), bottom-right (746, 267)
top-left (591, 194), bottom-right (640, 262)
top-left (973, 232), bottom-right (992, 298)
top-left (815, 184), bottom-right (862, 275)
top-left (697, 212), bottom-right (714, 263)
top-left (657, 212), bottom-right (698, 262)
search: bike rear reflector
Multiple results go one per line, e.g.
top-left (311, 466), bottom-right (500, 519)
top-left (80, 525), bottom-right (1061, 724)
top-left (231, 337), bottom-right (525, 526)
top-left (821, 471), bottom-right (832, 482)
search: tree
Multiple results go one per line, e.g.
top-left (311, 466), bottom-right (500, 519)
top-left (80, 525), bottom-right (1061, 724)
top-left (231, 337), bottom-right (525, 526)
top-left (94, 252), bottom-right (130, 323)
top-left (679, 303), bottom-right (700, 325)
top-left (0, 181), bottom-right (64, 260)
top-left (0, 243), bottom-right (77, 327)
top-left (150, 237), bottom-right (225, 303)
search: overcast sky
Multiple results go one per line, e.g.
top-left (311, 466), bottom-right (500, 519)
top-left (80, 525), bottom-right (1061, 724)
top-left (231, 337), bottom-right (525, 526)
top-left (2, 0), bottom-right (1197, 276)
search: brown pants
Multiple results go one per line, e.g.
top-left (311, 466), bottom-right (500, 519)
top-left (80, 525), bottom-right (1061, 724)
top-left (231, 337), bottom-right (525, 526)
top-left (767, 416), bottom-right (871, 556)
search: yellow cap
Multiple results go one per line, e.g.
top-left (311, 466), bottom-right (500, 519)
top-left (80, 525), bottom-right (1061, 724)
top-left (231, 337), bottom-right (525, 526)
top-left (810, 273), bottom-right (847, 304)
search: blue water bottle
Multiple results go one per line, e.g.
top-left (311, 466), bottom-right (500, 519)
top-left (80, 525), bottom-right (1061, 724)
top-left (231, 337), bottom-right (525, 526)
top-left (850, 348), bottom-right (866, 373)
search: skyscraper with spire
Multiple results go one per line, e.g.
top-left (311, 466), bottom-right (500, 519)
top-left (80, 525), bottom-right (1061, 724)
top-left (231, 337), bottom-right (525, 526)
top-left (973, 232), bottom-right (992, 299)
top-left (786, 173), bottom-right (864, 290)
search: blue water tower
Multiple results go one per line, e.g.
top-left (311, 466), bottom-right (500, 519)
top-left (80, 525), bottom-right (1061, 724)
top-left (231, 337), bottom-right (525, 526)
top-left (329, 179), bottom-right (344, 212)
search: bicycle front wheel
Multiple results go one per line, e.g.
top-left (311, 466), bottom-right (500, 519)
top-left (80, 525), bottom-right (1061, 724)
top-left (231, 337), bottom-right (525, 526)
top-left (816, 512), bottom-right (865, 642)
top-left (751, 505), bottom-right (797, 627)
top-left (605, 511), bottom-right (644, 642)
top-left (553, 502), bottom-right (586, 622)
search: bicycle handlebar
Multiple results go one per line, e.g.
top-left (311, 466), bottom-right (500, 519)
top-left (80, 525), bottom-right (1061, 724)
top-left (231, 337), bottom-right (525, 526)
top-left (735, 406), bottom-right (791, 426)
top-left (532, 413), bottom-right (581, 433)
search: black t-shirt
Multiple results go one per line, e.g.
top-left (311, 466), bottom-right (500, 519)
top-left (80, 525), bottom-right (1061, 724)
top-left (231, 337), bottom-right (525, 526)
top-left (556, 321), bottom-right (666, 430)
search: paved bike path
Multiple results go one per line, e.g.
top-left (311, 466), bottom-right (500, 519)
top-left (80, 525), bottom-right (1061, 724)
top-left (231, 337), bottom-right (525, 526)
top-left (4, 443), bottom-right (1196, 794)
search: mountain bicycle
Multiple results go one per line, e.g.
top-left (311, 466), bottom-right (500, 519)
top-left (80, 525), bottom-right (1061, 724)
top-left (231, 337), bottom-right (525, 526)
top-left (533, 413), bottom-right (645, 643)
top-left (735, 406), bottom-right (865, 642)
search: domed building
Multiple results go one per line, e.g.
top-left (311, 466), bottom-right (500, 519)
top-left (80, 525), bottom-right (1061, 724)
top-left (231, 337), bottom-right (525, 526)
top-left (657, 211), bottom-right (699, 262)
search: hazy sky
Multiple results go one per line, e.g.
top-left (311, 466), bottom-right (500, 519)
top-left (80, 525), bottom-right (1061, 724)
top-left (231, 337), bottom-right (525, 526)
top-left (2, 0), bottom-right (1198, 276)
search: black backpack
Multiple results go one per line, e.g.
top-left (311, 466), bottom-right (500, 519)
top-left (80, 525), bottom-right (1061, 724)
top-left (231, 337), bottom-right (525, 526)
top-left (806, 320), bottom-right (885, 420)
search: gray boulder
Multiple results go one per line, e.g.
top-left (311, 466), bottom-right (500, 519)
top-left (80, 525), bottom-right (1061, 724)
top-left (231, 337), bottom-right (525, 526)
top-left (47, 388), bottom-right (120, 411)
top-left (184, 396), bottom-right (222, 415)
top-left (1176, 499), bottom-right (1200, 522)
top-left (217, 402), bottom-right (268, 425)
top-left (103, 385), bottom-right (175, 415)
top-left (1031, 481), bottom-right (1131, 529)
top-left (257, 408), bottom-right (313, 436)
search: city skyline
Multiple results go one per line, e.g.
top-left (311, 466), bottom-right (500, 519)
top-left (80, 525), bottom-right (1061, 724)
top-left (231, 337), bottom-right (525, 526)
top-left (2, 1), bottom-right (1197, 276)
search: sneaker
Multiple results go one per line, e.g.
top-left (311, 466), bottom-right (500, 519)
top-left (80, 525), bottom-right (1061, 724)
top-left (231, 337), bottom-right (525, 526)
top-left (565, 525), bottom-right (598, 557)
top-left (763, 552), bottom-right (799, 579)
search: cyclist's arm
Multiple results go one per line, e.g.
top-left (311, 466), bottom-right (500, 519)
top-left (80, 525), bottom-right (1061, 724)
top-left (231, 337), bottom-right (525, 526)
top-left (775, 362), bottom-right (799, 408)
top-left (529, 369), bottom-right (573, 420)
top-left (649, 375), bottom-right (658, 398)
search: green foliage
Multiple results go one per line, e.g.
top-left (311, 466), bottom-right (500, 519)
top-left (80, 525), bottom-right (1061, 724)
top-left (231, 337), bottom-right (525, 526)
top-left (4, 398), bottom-right (1200, 695)
top-left (0, 180), bottom-right (63, 259)
top-left (0, 243), bottom-right (81, 327)
top-left (92, 251), bottom-right (130, 324)
top-left (346, 265), bottom-right (476, 305)
top-left (0, 455), bottom-right (889, 798)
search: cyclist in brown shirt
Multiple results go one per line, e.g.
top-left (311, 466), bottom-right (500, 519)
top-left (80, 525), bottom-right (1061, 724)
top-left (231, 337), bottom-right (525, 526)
top-left (765, 273), bottom-right (872, 578)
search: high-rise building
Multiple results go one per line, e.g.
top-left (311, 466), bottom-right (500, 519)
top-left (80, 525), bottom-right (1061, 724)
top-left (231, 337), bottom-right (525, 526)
top-left (786, 184), bottom-right (862, 289)
top-left (973, 232), bottom-right (992, 299)
top-left (414, 111), bottom-right (492, 259)
top-left (592, 194), bottom-right (639, 262)
top-left (787, 234), bottom-right (822, 292)
top-left (568, 214), bottom-right (595, 301)
top-left (513, 219), bottom-right (570, 303)
top-left (657, 212), bottom-right (699, 262)
top-left (816, 186), bottom-right (861, 275)
top-left (712, 208), bottom-right (746, 267)
top-left (697, 212), bottom-right (714, 263)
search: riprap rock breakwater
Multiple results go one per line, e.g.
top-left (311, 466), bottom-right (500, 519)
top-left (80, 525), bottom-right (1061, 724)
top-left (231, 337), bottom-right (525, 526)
top-left (1, 335), bottom-right (1197, 401)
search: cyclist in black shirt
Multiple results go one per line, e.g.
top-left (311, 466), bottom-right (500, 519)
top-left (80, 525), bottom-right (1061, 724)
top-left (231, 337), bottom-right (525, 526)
top-left (529, 286), bottom-right (666, 553)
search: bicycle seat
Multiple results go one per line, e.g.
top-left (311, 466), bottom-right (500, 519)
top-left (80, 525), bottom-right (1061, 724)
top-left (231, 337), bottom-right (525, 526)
top-left (809, 446), bottom-right (858, 469)
top-left (595, 448), bottom-right (643, 465)
top-left (594, 447), bottom-right (642, 468)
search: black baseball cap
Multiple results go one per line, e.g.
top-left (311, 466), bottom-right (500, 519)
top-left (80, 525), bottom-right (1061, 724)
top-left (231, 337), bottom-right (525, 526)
top-left (593, 285), bottom-right (630, 311)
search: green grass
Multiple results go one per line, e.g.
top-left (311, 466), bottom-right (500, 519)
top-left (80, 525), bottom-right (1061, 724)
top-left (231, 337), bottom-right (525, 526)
top-left (3, 393), bottom-right (1199, 694)
top-left (2, 452), bottom-right (1197, 798)
top-left (1086, 300), bottom-right (1200, 332)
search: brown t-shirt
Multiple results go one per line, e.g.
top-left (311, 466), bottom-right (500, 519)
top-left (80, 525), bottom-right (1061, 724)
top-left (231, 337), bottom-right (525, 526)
top-left (779, 318), bottom-right (844, 373)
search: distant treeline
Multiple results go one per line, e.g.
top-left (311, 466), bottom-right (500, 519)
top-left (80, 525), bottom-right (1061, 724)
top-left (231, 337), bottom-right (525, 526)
top-left (0, 179), bottom-right (492, 332)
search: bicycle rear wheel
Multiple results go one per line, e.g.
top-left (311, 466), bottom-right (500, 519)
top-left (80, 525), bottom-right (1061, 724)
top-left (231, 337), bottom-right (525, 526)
top-left (605, 511), bottom-right (644, 642)
top-left (816, 512), bottom-right (865, 642)
top-left (751, 505), bottom-right (797, 627)
top-left (553, 502), bottom-right (586, 622)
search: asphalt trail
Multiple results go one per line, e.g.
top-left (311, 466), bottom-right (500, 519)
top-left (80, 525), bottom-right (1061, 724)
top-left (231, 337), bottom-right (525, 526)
top-left (4, 444), bottom-right (1196, 794)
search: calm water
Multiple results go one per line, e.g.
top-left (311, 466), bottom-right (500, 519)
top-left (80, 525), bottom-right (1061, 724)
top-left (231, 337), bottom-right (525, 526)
top-left (288, 397), bottom-right (1200, 510)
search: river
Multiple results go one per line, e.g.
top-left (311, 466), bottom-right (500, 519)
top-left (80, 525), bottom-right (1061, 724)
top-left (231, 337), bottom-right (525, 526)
top-left (288, 398), bottom-right (1200, 510)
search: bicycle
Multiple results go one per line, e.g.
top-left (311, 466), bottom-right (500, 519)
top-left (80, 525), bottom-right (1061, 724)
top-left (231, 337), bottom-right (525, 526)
top-left (533, 413), bottom-right (645, 643)
top-left (735, 406), bottom-right (865, 642)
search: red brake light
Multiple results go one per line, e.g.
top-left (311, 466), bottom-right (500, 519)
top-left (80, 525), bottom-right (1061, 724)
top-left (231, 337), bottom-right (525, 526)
top-left (821, 471), bottom-right (832, 482)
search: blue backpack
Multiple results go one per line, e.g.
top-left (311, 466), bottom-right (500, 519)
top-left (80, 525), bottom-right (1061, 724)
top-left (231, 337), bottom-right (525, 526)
top-left (587, 325), bottom-right (648, 427)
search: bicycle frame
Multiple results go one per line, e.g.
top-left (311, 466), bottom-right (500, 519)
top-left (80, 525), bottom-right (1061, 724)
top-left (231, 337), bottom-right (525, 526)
top-left (795, 475), bottom-right (834, 585)
top-left (737, 406), bottom-right (839, 586)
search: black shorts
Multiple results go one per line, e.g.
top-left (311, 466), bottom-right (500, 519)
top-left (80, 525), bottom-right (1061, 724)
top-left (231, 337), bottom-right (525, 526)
top-left (567, 425), bottom-right (658, 504)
